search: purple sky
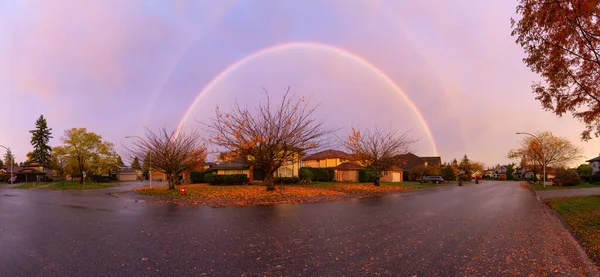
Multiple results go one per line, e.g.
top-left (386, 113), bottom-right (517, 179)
top-left (2, 0), bottom-right (600, 167)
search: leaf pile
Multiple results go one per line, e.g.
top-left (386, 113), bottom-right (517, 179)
top-left (137, 183), bottom-right (415, 206)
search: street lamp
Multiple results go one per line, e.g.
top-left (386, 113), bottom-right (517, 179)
top-left (125, 136), bottom-right (152, 188)
top-left (516, 132), bottom-right (546, 187)
top-left (0, 145), bottom-right (13, 185)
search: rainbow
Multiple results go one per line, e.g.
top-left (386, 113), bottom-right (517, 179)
top-left (177, 41), bottom-right (439, 156)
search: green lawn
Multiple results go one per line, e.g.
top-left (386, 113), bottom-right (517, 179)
top-left (13, 180), bottom-right (113, 190)
top-left (530, 183), bottom-right (599, 191)
top-left (547, 196), bottom-right (600, 263)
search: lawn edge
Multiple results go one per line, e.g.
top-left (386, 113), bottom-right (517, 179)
top-left (539, 196), bottom-right (600, 273)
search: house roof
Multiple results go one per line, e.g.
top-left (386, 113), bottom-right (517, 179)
top-left (302, 149), bottom-right (352, 161)
top-left (385, 166), bottom-right (404, 172)
top-left (586, 156), bottom-right (600, 162)
top-left (16, 168), bottom-right (45, 174)
top-left (209, 161), bottom-right (249, 170)
top-left (420, 156), bottom-right (442, 166)
top-left (3, 166), bottom-right (23, 172)
top-left (334, 162), bottom-right (364, 171)
top-left (119, 168), bottom-right (139, 174)
top-left (395, 153), bottom-right (425, 170)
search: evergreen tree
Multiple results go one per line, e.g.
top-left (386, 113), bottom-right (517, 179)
top-left (29, 115), bottom-right (53, 164)
top-left (0, 158), bottom-right (3, 168)
top-left (116, 155), bottom-right (124, 165)
top-left (131, 156), bottom-right (141, 170)
top-left (3, 148), bottom-right (15, 167)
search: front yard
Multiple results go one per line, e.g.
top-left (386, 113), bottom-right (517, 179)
top-left (547, 196), bottom-right (600, 264)
top-left (137, 182), bottom-right (446, 206)
top-left (529, 182), bottom-right (599, 191)
top-left (13, 180), bottom-right (114, 190)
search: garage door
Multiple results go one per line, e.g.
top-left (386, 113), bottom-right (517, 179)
top-left (118, 174), bottom-right (138, 181)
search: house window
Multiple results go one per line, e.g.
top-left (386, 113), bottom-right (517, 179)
top-left (383, 171), bottom-right (389, 176)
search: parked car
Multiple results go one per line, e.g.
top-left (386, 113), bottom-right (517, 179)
top-left (422, 176), bottom-right (444, 184)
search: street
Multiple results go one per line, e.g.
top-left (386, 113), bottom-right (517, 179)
top-left (0, 181), bottom-right (597, 276)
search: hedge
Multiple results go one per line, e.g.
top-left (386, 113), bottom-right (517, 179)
top-left (299, 168), bottom-right (314, 182)
top-left (205, 173), bottom-right (248, 186)
top-left (358, 169), bottom-right (378, 182)
top-left (274, 177), bottom-right (300, 184)
top-left (190, 171), bottom-right (212, 184)
top-left (299, 167), bottom-right (334, 182)
top-left (590, 172), bottom-right (600, 183)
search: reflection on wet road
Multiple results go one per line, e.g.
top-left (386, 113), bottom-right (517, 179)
top-left (0, 181), bottom-right (596, 276)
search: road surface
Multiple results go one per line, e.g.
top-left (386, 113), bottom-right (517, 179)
top-left (0, 181), bottom-right (596, 276)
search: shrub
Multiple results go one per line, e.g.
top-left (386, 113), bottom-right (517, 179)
top-left (553, 168), bottom-right (582, 186)
top-left (299, 168), bottom-right (314, 182)
top-left (208, 174), bottom-right (248, 186)
top-left (590, 172), bottom-right (600, 183)
top-left (498, 174), bottom-right (507, 180)
top-left (299, 167), bottom-right (334, 182)
top-left (274, 177), bottom-right (300, 184)
top-left (358, 169), bottom-right (378, 182)
top-left (203, 173), bottom-right (215, 184)
top-left (190, 171), bottom-right (211, 183)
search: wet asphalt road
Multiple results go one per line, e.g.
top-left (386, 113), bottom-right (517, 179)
top-left (0, 181), bottom-right (597, 276)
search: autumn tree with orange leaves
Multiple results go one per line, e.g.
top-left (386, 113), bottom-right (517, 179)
top-left (128, 127), bottom-right (206, 190)
top-left (507, 131), bottom-right (582, 176)
top-left (343, 127), bottom-right (417, 186)
top-left (204, 88), bottom-right (331, 191)
top-left (512, 0), bottom-right (600, 140)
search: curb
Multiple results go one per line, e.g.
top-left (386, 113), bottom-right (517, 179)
top-left (525, 182), bottom-right (600, 275)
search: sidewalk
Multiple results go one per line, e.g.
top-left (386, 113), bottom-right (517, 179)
top-left (536, 187), bottom-right (600, 199)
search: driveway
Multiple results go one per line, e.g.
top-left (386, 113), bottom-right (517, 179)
top-left (0, 181), bottom-right (596, 276)
top-left (537, 187), bottom-right (600, 199)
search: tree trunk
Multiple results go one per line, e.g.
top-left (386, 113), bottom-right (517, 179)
top-left (80, 175), bottom-right (84, 184)
top-left (374, 177), bottom-right (381, 186)
top-left (265, 173), bottom-right (275, 191)
top-left (167, 173), bottom-right (175, 190)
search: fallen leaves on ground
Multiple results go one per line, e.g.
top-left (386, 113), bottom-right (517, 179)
top-left (136, 183), bottom-right (414, 206)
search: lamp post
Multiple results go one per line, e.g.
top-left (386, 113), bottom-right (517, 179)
top-left (516, 132), bottom-right (546, 187)
top-left (125, 136), bottom-right (152, 188)
top-left (0, 145), bottom-right (13, 185)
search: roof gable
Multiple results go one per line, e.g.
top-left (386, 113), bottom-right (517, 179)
top-left (302, 149), bottom-right (351, 161)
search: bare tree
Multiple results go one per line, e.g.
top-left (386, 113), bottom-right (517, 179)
top-left (203, 87), bottom-right (331, 191)
top-left (128, 127), bottom-right (206, 190)
top-left (508, 131), bottom-right (582, 169)
top-left (343, 127), bottom-right (417, 186)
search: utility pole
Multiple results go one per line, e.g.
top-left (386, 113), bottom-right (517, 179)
top-left (516, 132), bottom-right (546, 187)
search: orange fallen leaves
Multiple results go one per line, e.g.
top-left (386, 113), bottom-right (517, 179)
top-left (137, 183), bottom-right (412, 206)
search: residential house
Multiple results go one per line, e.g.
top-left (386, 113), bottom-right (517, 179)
top-left (381, 166), bottom-right (404, 182)
top-left (209, 154), bottom-right (301, 182)
top-left (586, 155), bottom-right (600, 175)
top-left (150, 171), bottom-right (168, 182)
top-left (520, 166), bottom-right (556, 180)
top-left (395, 153), bottom-right (442, 181)
top-left (13, 161), bottom-right (54, 183)
top-left (117, 168), bottom-right (142, 181)
top-left (333, 162), bottom-right (403, 183)
top-left (334, 162), bottom-right (363, 182)
top-left (301, 149), bottom-right (353, 168)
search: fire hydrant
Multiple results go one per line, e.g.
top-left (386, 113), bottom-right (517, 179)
top-left (180, 185), bottom-right (186, 195)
